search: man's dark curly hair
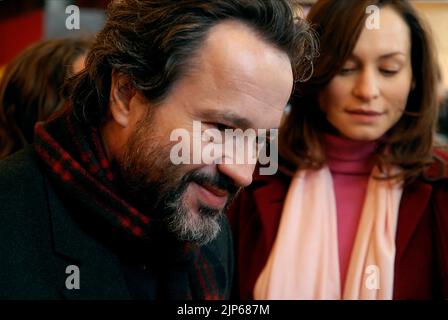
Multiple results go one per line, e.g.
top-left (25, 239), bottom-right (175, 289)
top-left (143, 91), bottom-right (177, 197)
top-left (67, 0), bottom-right (317, 126)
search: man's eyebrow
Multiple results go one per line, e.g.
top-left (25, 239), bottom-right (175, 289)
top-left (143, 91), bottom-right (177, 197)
top-left (198, 109), bottom-right (255, 130)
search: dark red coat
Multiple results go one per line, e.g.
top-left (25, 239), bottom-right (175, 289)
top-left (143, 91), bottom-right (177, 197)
top-left (228, 150), bottom-right (448, 300)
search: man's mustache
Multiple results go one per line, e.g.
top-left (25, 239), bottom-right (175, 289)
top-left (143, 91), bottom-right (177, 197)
top-left (184, 170), bottom-right (240, 197)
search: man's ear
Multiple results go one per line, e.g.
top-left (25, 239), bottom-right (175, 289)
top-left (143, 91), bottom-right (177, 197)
top-left (109, 70), bottom-right (135, 127)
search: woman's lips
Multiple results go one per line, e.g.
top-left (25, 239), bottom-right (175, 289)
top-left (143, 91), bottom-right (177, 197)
top-left (192, 182), bottom-right (228, 209)
top-left (345, 109), bottom-right (384, 122)
top-left (347, 109), bottom-right (383, 116)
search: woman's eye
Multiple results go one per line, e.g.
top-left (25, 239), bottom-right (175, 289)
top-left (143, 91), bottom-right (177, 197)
top-left (339, 67), bottom-right (356, 75)
top-left (379, 68), bottom-right (399, 76)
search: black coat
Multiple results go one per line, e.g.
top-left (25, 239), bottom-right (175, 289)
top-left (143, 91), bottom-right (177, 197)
top-left (0, 147), bottom-right (234, 299)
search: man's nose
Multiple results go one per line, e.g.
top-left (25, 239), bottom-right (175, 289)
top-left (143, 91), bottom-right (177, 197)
top-left (353, 68), bottom-right (380, 102)
top-left (217, 162), bottom-right (256, 188)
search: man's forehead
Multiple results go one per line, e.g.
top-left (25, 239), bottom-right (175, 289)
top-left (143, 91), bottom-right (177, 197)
top-left (195, 20), bottom-right (291, 79)
top-left (167, 20), bottom-right (292, 131)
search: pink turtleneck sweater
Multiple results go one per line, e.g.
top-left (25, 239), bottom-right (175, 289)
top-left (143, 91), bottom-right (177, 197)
top-left (323, 134), bottom-right (377, 288)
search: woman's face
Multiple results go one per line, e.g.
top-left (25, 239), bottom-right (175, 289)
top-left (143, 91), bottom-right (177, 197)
top-left (318, 6), bottom-right (413, 141)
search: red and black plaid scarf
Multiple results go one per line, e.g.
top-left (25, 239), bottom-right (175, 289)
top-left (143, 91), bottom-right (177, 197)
top-left (34, 110), bottom-right (226, 300)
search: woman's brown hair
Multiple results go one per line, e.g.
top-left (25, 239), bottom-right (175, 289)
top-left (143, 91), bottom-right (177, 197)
top-left (280, 0), bottom-right (440, 182)
top-left (0, 38), bottom-right (90, 160)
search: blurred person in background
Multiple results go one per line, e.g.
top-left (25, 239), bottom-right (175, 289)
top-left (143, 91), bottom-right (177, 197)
top-left (0, 38), bottom-right (90, 160)
top-left (229, 0), bottom-right (448, 300)
top-left (437, 68), bottom-right (448, 144)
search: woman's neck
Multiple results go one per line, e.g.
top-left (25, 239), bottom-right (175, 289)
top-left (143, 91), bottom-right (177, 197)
top-left (323, 133), bottom-right (378, 175)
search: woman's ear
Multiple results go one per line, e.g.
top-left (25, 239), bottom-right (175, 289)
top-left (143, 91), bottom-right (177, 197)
top-left (109, 70), bottom-right (135, 128)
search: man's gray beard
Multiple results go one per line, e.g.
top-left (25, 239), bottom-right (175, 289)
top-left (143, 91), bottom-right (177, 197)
top-left (118, 133), bottom-right (224, 246)
top-left (155, 171), bottom-right (231, 246)
top-left (119, 157), bottom-right (224, 246)
top-left (159, 170), bottom-right (241, 246)
top-left (117, 110), bottom-right (239, 246)
top-left (164, 197), bottom-right (222, 246)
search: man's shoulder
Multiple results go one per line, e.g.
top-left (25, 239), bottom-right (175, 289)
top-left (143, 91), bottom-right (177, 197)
top-left (0, 145), bottom-right (44, 186)
top-left (0, 146), bottom-right (60, 298)
top-left (0, 146), bottom-right (49, 224)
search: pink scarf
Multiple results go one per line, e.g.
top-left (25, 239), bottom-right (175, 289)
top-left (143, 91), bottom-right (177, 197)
top-left (254, 166), bottom-right (403, 300)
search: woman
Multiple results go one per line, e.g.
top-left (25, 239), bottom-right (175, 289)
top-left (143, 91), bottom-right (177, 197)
top-left (0, 38), bottom-right (90, 160)
top-left (228, 0), bottom-right (448, 300)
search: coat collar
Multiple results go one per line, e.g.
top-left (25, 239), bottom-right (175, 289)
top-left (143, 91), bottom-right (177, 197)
top-left (45, 175), bottom-right (131, 300)
top-left (251, 166), bottom-right (436, 265)
top-left (45, 174), bottom-right (230, 300)
top-left (395, 148), bottom-right (448, 261)
top-left (394, 179), bottom-right (433, 263)
top-left (250, 171), bottom-right (290, 247)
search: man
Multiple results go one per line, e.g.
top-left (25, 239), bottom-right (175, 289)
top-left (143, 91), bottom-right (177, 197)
top-left (0, 0), bottom-right (315, 299)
